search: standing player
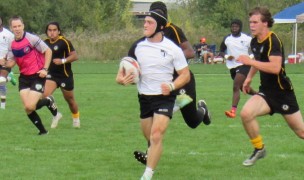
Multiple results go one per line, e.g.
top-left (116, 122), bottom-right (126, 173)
top-left (0, 16), bottom-right (16, 109)
top-left (0, 16), bottom-right (58, 135)
top-left (44, 22), bottom-right (80, 128)
top-left (133, 0), bottom-right (211, 166)
top-left (116, 9), bottom-right (190, 179)
top-left (237, 7), bottom-right (304, 166)
top-left (219, 19), bottom-right (256, 118)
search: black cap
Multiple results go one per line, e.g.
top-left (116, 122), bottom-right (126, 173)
top-left (149, 1), bottom-right (168, 19)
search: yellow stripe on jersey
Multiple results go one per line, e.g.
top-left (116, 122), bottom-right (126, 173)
top-left (59, 36), bottom-right (71, 77)
top-left (166, 22), bottom-right (181, 44)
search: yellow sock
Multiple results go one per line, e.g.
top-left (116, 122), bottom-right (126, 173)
top-left (250, 135), bottom-right (264, 149)
top-left (72, 112), bottom-right (80, 120)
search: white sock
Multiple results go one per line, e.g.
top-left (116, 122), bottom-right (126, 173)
top-left (1, 102), bottom-right (5, 109)
top-left (142, 167), bottom-right (153, 179)
top-left (173, 104), bottom-right (180, 112)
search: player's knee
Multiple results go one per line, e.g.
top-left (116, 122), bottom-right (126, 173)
top-left (240, 108), bottom-right (253, 121)
top-left (150, 129), bottom-right (163, 144)
top-left (295, 130), bottom-right (304, 139)
top-left (24, 104), bottom-right (36, 112)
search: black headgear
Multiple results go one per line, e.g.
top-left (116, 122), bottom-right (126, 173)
top-left (231, 19), bottom-right (242, 36)
top-left (147, 9), bottom-right (167, 38)
top-left (149, 1), bottom-right (168, 19)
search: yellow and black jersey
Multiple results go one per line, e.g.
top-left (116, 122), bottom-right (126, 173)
top-left (251, 32), bottom-right (293, 91)
top-left (163, 23), bottom-right (187, 46)
top-left (44, 36), bottom-right (75, 77)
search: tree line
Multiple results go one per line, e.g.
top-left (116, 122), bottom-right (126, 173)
top-left (0, 0), bottom-right (303, 61)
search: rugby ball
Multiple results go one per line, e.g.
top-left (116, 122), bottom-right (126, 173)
top-left (119, 56), bottom-right (140, 83)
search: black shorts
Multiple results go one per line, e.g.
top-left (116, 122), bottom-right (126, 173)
top-left (230, 65), bottom-right (251, 80)
top-left (46, 74), bottom-right (74, 91)
top-left (257, 89), bottom-right (299, 115)
top-left (138, 94), bottom-right (176, 119)
top-left (19, 74), bottom-right (46, 93)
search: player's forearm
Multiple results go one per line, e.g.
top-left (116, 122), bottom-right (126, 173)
top-left (44, 48), bottom-right (52, 69)
top-left (65, 51), bottom-right (78, 63)
top-left (173, 67), bottom-right (190, 89)
top-left (247, 66), bottom-right (258, 80)
top-left (250, 57), bottom-right (282, 75)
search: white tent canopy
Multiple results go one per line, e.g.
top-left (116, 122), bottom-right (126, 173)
top-left (274, 2), bottom-right (304, 62)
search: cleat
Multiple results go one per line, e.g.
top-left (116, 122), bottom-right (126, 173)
top-left (175, 94), bottom-right (193, 109)
top-left (8, 72), bottom-right (17, 86)
top-left (134, 151), bottom-right (147, 165)
top-left (243, 146), bottom-right (266, 166)
top-left (225, 110), bottom-right (236, 118)
top-left (38, 130), bottom-right (49, 135)
top-left (46, 95), bottom-right (57, 112)
top-left (73, 119), bottom-right (80, 128)
top-left (51, 112), bottom-right (63, 128)
top-left (198, 100), bottom-right (211, 125)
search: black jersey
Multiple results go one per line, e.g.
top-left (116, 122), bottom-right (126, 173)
top-left (251, 32), bottom-right (293, 91)
top-left (44, 36), bottom-right (75, 77)
top-left (163, 23), bottom-right (187, 46)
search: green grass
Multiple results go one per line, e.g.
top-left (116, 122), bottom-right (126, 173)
top-left (1, 62), bottom-right (304, 179)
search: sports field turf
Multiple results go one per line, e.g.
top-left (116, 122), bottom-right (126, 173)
top-left (1, 62), bottom-right (304, 179)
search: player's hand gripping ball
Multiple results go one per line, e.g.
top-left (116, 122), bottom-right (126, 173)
top-left (119, 57), bottom-right (140, 84)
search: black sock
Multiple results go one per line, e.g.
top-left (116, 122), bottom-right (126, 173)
top-left (36, 98), bottom-right (49, 110)
top-left (47, 98), bottom-right (58, 116)
top-left (48, 106), bottom-right (58, 116)
top-left (27, 111), bottom-right (47, 133)
top-left (37, 98), bottom-right (57, 116)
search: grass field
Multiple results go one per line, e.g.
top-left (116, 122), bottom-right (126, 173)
top-left (1, 62), bottom-right (304, 180)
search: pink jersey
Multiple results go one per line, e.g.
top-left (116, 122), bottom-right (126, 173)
top-left (8, 32), bottom-right (49, 75)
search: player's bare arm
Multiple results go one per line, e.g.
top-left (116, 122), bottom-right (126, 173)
top-left (53, 51), bottom-right (78, 65)
top-left (180, 41), bottom-right (195, 59)
top-left (238, 55), bottom-right (282, 74)
top-left (242, 67), bottom-right (258, 94)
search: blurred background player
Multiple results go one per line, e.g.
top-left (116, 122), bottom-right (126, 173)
top-left (219, 19), bottom-right (256, 118)
top-left (0, 16), bottom-right (17, 109)
top-left (44, 22), bottom-right (80, 128)
top-left (133, 1), bottom-right (211, 166)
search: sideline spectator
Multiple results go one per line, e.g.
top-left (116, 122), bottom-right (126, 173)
top-left (199, 37), bottom-right (214, 64)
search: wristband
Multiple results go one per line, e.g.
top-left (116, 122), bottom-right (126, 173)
top-left (169, 83), bottom-right (175, 91)
top-left (42, 68), bottom-right (48, 71)
top-left (61, 58), bottom-right (67, 64)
